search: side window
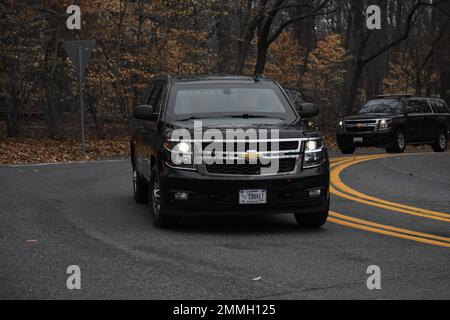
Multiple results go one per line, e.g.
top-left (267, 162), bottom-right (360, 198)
top-left (432, 100), bottom-right (449, 113)
top-left (146, 82), bottom-right (166, 113)
top-left (409, 100), bottom-right (431, 113)
top-left (141, 82), bottom-right (154, 105)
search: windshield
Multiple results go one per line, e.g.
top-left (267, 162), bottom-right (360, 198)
top-left (166, 83), bottom-right (297, 122)
top-left (358, 99), bottom-right (403, 114)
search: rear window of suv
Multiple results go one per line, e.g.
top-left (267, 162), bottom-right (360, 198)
top-left (430, 100), bottom-right (450, 114)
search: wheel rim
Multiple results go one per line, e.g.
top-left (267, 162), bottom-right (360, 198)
top-left (439, 133), bottom-right (446, 149)
top-left (397, 132), bottom-right (405, 149)
top-left (133, 170), bottom-right (137, 193)
top-left (152, 176), bottom-right (161, 215)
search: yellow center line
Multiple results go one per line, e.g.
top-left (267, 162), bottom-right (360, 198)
top-left (330, 211), bottom-right (450, 243)
top-left (331, 156), bottom-right (450, 220)
top-left (328, 216), bottom-right (450, 248)
top-left (328, 154), bottom-right (450, 248)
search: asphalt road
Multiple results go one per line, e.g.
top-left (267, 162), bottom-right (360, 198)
top-left (1, 150), bottom-right (449, 299)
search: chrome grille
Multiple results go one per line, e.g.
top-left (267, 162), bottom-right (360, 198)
top-left (344, 119), bottom-right (378, 133)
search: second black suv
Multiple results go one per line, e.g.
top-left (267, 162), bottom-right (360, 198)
top-left (130, 75), bottom-right (330, 228)
top-left (337, 95), bottom-right (450, 154)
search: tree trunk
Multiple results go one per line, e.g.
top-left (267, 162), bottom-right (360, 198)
top-left (439, 0), bottom-right (450, 104)
top-left (254, 41), bottom-right (269, 75)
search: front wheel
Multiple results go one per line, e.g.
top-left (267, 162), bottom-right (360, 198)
top-left (386, 129), bottom-right (406, 153)
top-left (294, 210), bottom-right (329, 228)
top-left (432, 130), bottom-right (448, 152)
top-left (133, 170), bottom-right (148, 203)
top-left (149, 168), bottom-right (180, 228)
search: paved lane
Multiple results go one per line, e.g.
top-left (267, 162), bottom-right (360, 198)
top-left (1, 153), bottom-right (449, 299)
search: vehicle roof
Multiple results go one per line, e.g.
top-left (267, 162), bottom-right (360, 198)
top-left (152, 74), bottom-right (274, 85)
top-left (376, 94), bottom-right (443, 101)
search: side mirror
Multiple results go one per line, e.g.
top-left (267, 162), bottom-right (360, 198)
top-left (297, 103), bottom-right (319, 118)
top-left (133, 105), bottom-right (158, 121)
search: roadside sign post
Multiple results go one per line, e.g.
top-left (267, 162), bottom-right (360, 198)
top-left (63, 40), bottom-right (95, 157)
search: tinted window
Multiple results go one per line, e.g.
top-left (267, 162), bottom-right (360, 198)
top-left (166, 83), bottom-right (297, 122)
top-left (285, 89), bottom-right (305, 105)
top-left (430, 100), bottom-right (449, 113)
top-left (408, 100), bottom-right (432, 113)
top-left (147, 83), bottom-right (163, 113)
top-left (358, 99), bottom-right (403, 114)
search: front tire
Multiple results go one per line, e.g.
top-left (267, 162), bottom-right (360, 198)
top-left (386, 129), bottom-right (406, 153)
top-left (149, 168), bottom-right (180, 228)
top-left (294, 210), bottom-right (329, 228)
top-left (133, 170), bottom-right (148, 203)
top-left (432, 130), bottom-right (448, 152)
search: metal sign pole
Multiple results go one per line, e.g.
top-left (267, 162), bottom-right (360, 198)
top-left (78, 44), bottom-right (86, 157)
top-left (63, 39), bottom-right (95, 158)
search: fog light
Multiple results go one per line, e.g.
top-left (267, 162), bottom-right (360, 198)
top-left (309, 189), bottom-right (322, 198)
top-left (174, 192), bottom-right (189, 201)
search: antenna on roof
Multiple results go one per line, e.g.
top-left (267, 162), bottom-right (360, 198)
top-left (252, 73), bottom-right (266, 82)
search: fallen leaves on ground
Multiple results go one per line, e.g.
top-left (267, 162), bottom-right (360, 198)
top-left (0, 135), bottom-right (130, 165)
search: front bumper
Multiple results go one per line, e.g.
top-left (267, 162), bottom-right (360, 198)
top-left (158, 161), bottom-right (330, 216)
top-left (336, 130), bottom-right (395, 148)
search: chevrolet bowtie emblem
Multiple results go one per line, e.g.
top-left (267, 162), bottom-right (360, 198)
top-left (241, 151), bottom-right (261, 160)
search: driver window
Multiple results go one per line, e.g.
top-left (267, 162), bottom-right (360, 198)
top-left (147, 83), bottom-right (163, 113)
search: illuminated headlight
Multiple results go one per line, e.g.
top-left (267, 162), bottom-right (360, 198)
top-left (338, 121), bottom-right (343, 126)
top-left (378, 119), bottom-right (392, 130)
top-left (306, 140), bottom-right (318, 151)
top-left (164, 140), bottom-right (195, 170)
top-left (303, 139), bottom-right (326, 169)
top-left (305, 139), bottom-right (323, 152)
top-left (174, 142), bottom-right (191, 154)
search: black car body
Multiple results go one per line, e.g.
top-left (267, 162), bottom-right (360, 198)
top-left (130, 75), bottom-right (330, 228)
top-left (336, 95), bottom-right (450, 154)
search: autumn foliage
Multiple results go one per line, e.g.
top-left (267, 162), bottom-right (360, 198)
top-left (1, 0), bottom-right (449, 164)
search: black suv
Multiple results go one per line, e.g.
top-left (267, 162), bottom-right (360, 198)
top-left (337, 95), bottom-right (450, 154)
top-left (130, 75), bottom-right (330, 228)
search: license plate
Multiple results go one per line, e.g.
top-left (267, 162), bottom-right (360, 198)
top-left (239, 190), bottom-right (267, 205)
top-left (353, 137), bottom-right (363, 143)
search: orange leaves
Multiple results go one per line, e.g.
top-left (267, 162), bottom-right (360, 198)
top-left (0, 136), bottom-right (130, 165)
top-left (303, 34), bottom-right (349, 102)
top-left (265, 32), bottom-right (303, 87)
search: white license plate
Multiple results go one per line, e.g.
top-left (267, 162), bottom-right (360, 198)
top-left (239, 190), bottom-right (267, 205)
top-left (353, 137), bottom-right (364, 143)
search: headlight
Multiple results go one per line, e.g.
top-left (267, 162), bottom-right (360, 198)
top-left (164, 140), bottom-right (195, 170)
top-left (378, 119), bottom-right (392, 130)
top-left (303, 139), bottom-right (326, 169)
top-left (174, 142), bottom-right (191, 154)
top-left (338, 121), bottom-right (343, 126)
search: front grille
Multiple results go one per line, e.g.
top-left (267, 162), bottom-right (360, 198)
top-left (345, 126), bottom-right (376, 133)
top-left (344, 119), bottom-right (378, 133)
top-left (201, 141), bottom-right (299, 152)
top-left (205, 158), bottom-right (297, 175)
top-left (345, 120), bottom-right (377, 124)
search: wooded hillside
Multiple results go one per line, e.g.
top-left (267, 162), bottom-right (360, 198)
top-left (1, 0), bottom-right (449, 141)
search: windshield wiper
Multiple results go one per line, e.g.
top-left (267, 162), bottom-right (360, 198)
top-left (175, 116), bottom-right (214, 121)
top-left (229, 114), bottom-right (279, 119)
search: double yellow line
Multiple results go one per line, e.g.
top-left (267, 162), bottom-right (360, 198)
top-left (328, 155), bottom-right (450, 248)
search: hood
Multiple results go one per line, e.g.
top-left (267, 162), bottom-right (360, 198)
top-left (165, 117), bottom-right (319, 140)
top-left (343, 113), bottom-right (396, 120)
